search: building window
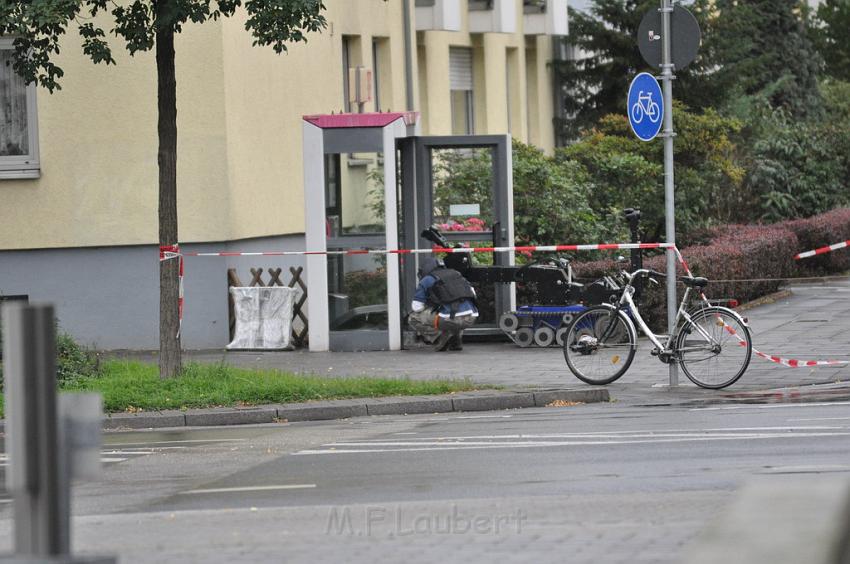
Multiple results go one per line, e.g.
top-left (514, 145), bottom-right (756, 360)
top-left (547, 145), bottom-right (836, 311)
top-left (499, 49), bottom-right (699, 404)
top-left (342, 36), bottom-right (352, 113)
top-left (1, 38), bottom-right (40, 179)
top-left (449, 47), bottom-right (474, 135)
top-left (372, 39), bottom-right (381, 112)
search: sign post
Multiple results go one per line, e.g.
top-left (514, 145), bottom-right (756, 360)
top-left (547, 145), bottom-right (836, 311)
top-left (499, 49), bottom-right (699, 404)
top-left (630, 1), bottom-right (700, 387)
top-left (660, 0), bottom-right (678, 387)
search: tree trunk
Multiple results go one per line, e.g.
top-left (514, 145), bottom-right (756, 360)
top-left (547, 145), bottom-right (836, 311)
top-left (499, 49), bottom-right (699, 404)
top-left (156, 5), bottom-right (181, 379)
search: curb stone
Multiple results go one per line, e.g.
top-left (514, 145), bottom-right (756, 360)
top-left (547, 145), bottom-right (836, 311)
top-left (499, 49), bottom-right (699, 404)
top-left (276, 399), bottom-right (368, 422)
top-left (451, 391), bottom-right (536, 412)
top-left (184, 406), bottom-right (278, 427)
top-left (365, 396), bottom-right (454, 416)
top-left (102, 411), bottom-right (186, 430)
top-left (97, 388), bottom-right (610, 430)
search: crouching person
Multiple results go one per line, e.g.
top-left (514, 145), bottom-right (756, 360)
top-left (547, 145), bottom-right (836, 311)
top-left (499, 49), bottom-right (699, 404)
top-left (409, 257), bottom-right (478, 351)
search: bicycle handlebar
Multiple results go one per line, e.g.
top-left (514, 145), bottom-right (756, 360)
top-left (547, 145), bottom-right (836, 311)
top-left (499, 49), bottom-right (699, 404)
top-left (623, 268), bottom-right (666, 281)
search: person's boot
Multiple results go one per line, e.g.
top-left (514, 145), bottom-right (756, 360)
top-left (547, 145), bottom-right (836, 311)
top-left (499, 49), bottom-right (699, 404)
top-left (449, 330), bottom-right (463, 351)
top-left (433, 331), bottom-right (453, 351)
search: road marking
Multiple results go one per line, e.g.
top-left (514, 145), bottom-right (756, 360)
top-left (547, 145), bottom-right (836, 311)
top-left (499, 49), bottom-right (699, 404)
top-left (328, 431), bottom-right (850, 446)
top-left (179, 484), bottom-right (317, 495)
top-left (455, 415), bottom-right (514, 420)
top-left (347, 426), bottom-right (848, 443)
top-left (293, 432), bottom-right (850, 455)
top-left (691, 401), bottom-right (850, 411)
top-left (759, 465), bottom-right (850, 474)
top-left (788, 417), bottom-right (850, 422)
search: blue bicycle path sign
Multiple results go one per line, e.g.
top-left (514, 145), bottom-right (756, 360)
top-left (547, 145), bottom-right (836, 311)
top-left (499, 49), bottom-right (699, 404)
top-left (627, 72), bottom-right (664, 141)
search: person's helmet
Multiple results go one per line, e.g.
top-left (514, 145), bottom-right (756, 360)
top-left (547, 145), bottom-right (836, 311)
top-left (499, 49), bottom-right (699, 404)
top-left (418, 256), bottom-right (442, 278)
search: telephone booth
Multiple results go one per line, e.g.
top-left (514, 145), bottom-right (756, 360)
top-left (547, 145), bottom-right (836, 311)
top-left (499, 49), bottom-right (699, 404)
top-left (302, 113), bottom-right (513, 351)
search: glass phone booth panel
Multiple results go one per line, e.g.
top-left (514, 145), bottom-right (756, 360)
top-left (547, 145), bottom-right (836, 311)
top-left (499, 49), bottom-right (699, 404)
top-left (399, 135), bottom-right (513, 340)
top-left (325, 153), bottom-right (390, 350)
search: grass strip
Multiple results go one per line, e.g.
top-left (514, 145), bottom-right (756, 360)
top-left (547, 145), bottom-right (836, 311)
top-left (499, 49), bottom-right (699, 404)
top-left (4, 360), bottom-right (484, 415)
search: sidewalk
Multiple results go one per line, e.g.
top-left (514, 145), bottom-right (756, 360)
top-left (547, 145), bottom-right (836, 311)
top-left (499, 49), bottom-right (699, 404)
top-left (171, 278), bottom-right (850, 407)
top-left (99, 277), bottom-right (850, 428)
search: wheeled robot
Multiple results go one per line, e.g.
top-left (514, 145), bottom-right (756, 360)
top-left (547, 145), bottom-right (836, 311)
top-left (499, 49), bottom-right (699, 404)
top-left (420, 208), bottom-right (644, 347)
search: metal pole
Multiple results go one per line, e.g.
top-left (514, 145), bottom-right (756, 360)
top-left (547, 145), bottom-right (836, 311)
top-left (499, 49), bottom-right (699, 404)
top-left (661, 0), bottom-right (678, 387)
top-left (402, 0), bottom-right (416, 111)
top-left (2, 303), bottom-right (70, 556)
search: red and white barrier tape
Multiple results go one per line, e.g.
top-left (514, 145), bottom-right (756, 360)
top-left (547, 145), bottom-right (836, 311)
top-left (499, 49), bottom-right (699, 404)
top-left (672, 247), bottom-right (846, 368)
top-left (156, 241), bottom-right (846, 369)
top-left (159, 245), bottom-right (184, 338)
top-left (183, 242), bottom-right (674, 258)
top-left (795, 240), bottom-right (850, 260)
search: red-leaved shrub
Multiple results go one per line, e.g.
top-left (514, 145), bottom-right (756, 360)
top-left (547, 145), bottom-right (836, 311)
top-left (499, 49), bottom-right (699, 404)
top-left (522, 208), bottom-right (850, 331)
top-left (571, 225), bottom-right (798, 330)
top-left (782, 208), bottom-right (850, 274)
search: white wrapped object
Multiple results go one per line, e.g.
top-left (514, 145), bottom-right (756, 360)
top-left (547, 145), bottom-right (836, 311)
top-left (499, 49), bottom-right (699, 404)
top-left (227, 287), bottom-right (297, 350)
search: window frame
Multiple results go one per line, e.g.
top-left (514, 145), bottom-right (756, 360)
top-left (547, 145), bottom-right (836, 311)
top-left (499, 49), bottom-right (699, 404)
top-left (342, 36), bottom-right (352, 113)
top-left (372, 39), bottom-right (381, 113)
top-left (0, 37), bottom-right (40, 180)
top-left (449, 47), bottom-right (475, 135)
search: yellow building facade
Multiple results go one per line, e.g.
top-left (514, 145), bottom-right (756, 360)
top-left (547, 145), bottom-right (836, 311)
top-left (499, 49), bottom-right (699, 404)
top-left (0, 0), bottom-right (566, 349)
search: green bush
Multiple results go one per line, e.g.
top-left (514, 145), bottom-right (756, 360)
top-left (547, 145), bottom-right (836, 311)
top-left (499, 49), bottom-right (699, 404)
top-left (0, 328), bottom-right (100, 386)
top-left (511, 140), bottom-right (612, 246)
top-left (557, 106), bottom-right (745, 241)
top-left (55, 332), bottom-right (101, 383)
top-left (343, 268), bottom-right (387, 309)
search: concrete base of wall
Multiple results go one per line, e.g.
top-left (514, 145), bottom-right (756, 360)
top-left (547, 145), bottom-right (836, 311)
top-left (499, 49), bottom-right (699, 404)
top-left (0, 234), bottom-right (306, 350)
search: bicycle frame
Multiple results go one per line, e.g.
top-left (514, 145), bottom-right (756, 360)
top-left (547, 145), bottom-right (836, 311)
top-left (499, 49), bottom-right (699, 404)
top-left (615, 276), bottom-right (718, 355)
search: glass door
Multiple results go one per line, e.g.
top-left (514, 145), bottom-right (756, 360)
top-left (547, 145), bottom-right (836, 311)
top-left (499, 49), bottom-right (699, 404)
top-left (400, 135), bottom-right (512, 336)
top-left (325, 152), bottom-right (390, 350)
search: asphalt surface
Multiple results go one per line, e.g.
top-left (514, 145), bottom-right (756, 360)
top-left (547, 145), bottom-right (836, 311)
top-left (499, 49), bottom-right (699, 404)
top-left (2, 400), bottom-right (850, 563)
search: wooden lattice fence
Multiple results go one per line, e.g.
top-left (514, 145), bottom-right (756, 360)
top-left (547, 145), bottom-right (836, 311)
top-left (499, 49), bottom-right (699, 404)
top-left (227, 267), bottom-right (308, 347)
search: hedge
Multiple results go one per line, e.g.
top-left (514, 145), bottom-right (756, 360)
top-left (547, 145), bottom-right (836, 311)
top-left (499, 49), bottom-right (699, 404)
top-left (782, 207), bottom-right (850, 275)
top-left (567, 208), bottom-right (850, 331)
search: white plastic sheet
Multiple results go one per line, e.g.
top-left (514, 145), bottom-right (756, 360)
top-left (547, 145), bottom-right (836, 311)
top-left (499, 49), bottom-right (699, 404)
top-left (227, 286), bottom-right (297, 350)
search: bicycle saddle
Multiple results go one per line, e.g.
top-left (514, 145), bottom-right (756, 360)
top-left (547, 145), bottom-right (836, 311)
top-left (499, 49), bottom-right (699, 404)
top-left (680, 276), bottom-right (708, 288)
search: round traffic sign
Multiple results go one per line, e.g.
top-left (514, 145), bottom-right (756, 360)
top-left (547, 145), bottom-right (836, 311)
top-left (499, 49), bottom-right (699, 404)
top-left (627, 73), bottom-right (664, 142)
top-left (638, 5), bottom-right (701, 70)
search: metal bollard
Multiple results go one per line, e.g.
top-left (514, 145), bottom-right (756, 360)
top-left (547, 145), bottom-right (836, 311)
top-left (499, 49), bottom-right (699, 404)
top-left (1, 304), bottom-right (115, 563)
top-left (2, 304), bottom-right (69, 556)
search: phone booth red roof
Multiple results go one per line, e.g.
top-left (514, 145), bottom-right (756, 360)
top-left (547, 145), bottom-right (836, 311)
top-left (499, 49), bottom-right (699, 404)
top-left (302, 112), bottom-right (419, 129)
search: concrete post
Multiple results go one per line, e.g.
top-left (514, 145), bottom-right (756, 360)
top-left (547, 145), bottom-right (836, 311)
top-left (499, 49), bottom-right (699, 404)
top-left (2, 304), bottom-right (69, 556)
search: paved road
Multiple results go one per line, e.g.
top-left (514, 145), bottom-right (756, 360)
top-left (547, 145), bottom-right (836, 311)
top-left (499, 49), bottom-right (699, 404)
top-left (2, 400), bottom-right (849, 563)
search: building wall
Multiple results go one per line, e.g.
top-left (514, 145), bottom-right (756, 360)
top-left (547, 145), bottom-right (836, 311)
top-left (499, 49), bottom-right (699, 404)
top-left (0, 235), bottom-right (307, 349)
top-left (416, 0), bottom-right (557, 153)
top-left (0, 0), bottom-right (412, 252)
top-left (0, 0), bottom-right (564, 349)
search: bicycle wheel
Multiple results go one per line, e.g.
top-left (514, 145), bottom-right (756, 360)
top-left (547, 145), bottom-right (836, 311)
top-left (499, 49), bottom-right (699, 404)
top-left (677, 306), bottom-right (752, 389)
top-left (563, 306), bottom-right (636, 385)
top-left (630, 102), bottom-right (644, 124)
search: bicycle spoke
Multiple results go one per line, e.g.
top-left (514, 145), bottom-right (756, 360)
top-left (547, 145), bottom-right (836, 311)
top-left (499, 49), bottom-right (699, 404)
top-left (678, 308), bottom-right (751, 389)
top-left (564, 308), bottom-right (636, 385)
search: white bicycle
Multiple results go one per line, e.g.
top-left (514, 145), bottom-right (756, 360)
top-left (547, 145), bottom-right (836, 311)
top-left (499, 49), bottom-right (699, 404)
top-left (631, 91), bottom-right (661, 124)
top-left (562, 268), bottom-right (752, 389)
